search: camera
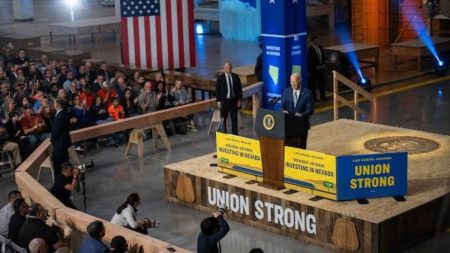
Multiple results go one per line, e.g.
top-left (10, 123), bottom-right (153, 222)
top-left (143, 218), bottom-right (159, 229)
top-left (76, 161), bottom-right (95, 182)
top-left (76, 161), bottom-right (95, 173)
top-left (218, 203), bottom-right (228, 214)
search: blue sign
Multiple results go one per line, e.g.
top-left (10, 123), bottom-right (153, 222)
top-left (336, 152), bottom-right (408, 201)
top-left (261, 0), bottom-right (307, 110)
top-left (239, 0), bottom-right (257, 8)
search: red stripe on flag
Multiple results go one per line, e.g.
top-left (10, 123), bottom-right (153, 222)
top-left (133, 17), bottom-right (141, 66)
top-left (187, 0), bottom-right (196, 66)
top-left (144, 16), bottom-right (152, 68)
top-left (176, 0), bottom-right (185, 68)
top-left (121, 17), bottom-right (130, 65)
top-left (165, 0), bottom-right (174, 69)
top-left (155, 16), bottom-right (163, 69)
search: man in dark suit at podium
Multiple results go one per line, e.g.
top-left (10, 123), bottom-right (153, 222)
top-left (281, 73), bottom-right (314, 149)
top-left (216, 62), bottom-right (243, 135)
top-left (51, 98), bottom-right (72, 175)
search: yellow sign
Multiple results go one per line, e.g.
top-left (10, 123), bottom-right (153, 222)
top-left (216, 133), bottom-right (263, 181)
top-left (284, 146), bottom-right (337, 200)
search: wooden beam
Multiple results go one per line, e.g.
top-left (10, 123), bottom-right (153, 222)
top-left (71, 82), bottom-right (263, 142)
top-left (55, 208), bottom-right (191, 253)
top-left (15, 139), bottom-right (51, 175)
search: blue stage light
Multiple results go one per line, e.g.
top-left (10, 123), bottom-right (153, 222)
top-left (336, 25), bottom-right (365, 81)
top-left (357, 76), bottom-right (371, 89)
top-left (434, 59), bottom-right (448, 77)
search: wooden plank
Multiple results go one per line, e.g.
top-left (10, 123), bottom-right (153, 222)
top-left (70, 82), bottom-right (263, 142)
top-left (15, 172), bottom-right (65, 219)
top-left (15, 139), bottom-right (51, 175)
top-left (55, 208), bottom-right (191, 253)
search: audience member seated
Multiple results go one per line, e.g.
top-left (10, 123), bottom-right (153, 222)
top-left (97, 81), bottom-right (118, 108)
top-left (41, 104), bottom-right (54, 135)
top-left (0, 121), bottom-right (22, 166)
top-left (171, 80), bottom-right (196, 131)
top-left (114, 77), bottom-right (128, 101)
top-left (79, 220), bottom-right (109, 253)
top-left (18, 203), bottom-right (64, 252)
top-left (137, 81), bottom-right (157, 114)
top-left (66, 81), bottom-right (79, 102)
top-left (155, 82), bottom-right (169, 110)
top-left (62, 71), bottom-right (78, 91)
top-left (108, 97), bottom-right (125, 121)
top-left (249, 248), bottom-right (264, 253)
top-left (121, 88), bottom-right (138, 117)
top-left (71, 95), bottom-right (92, 129)
top-left (109, 235), bottom-right (143, 253)
top-left (8, 198), bottom-right (28, 244)
top-left (50, 162), bottom-right (79, 209)
top-left (6, 111), bottom-right (30, 159)
top-left (91, 96), bottom-right (112, 125)
top-left (0, 190), bottom-right (22, 237)
top-left (79, 84), bottom-right (94, 110)
top-left (111, 193), bottom-right (157, 234)
top-left (20, 104), bottom-right (48, 150)
top-left (29, 238), bottom-right (49, 253)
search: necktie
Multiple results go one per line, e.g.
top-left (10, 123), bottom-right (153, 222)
top-left (227, 74), bottom-right (234, 99)
top-left (294, 91), bottom-right (298, 108)
top-left (315, 45), bottom-right (322, 65)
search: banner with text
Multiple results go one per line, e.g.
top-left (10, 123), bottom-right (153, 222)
top-left (216, 133), bottom-right (263, 180)
top-left (284, 146), bottom-right (338, 200)
top-left (336, 152), bottom-right (408, 201)
top-left (261, 0), bottom-right (307, 110)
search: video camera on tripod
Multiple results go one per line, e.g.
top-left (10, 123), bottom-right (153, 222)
top-left (75, 161), bottom-right (95, 184)
top-left (74, 161), bottom-right (94, 212)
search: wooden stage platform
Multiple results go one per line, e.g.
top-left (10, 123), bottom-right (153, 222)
top-left (391, 37), bottom-right (450, 71)
top-left (164, 119), bottom-right (450, 253)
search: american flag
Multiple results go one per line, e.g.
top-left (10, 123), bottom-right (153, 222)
top-left (120, 0), bottom-right (196, 69)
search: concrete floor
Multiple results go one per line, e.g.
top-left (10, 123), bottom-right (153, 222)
top-left (0, 1), bottom-right (449, 252)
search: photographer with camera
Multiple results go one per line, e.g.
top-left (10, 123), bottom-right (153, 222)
top-left (111, 193), bottom-right (158, 234)
top-left (197, 204), bottom-right (230, 253)
top-left (50, 162), bottom-right (79, 209)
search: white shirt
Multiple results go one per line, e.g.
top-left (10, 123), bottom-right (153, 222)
top-left (111, 204), bottom-right (139, 229)
top-left (0, 203), bottom-right (14, 236)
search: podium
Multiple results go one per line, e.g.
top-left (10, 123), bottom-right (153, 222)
top-left (255, 108), bottom-right (307, 189)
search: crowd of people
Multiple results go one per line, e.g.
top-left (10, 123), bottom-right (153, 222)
top-left (0, 46), bottom-right (197, 167)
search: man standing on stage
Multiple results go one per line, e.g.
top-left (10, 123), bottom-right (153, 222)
top-left (280, 73), bottom-right (314, 149)
top-left (307, 36), bottom-right (327, 101)
top-left (215, 62), bottom-right (243, 135)
top-left (51, 98), bottom-right (72, 175)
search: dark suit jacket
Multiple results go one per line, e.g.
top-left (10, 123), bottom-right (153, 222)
top-left (281, 86), bottom-right (314, 129)
top-left (215, 73), bottom-right (243, 103)
top-left (307, 44), bottom-right (326, 74)
top-left (50, 110), bottom-right (72, 149)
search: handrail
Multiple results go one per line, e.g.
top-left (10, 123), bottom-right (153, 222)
top-left (14, 81), bottom-right (264, 253)
top-left (333, 71), bottom-right (373, 121)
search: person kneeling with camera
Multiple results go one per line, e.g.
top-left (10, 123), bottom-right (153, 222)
top-left (197, 205), bottom-right (230, 253)
top-left (111, 193), bottom-right (158, 234)
top-left (50, 162), bottom-right (79, 209)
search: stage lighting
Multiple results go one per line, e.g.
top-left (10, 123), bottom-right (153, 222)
top-left (434, 59), bottom-right (448, 77)
top-left (357, 76), bottom-right (371, 89)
